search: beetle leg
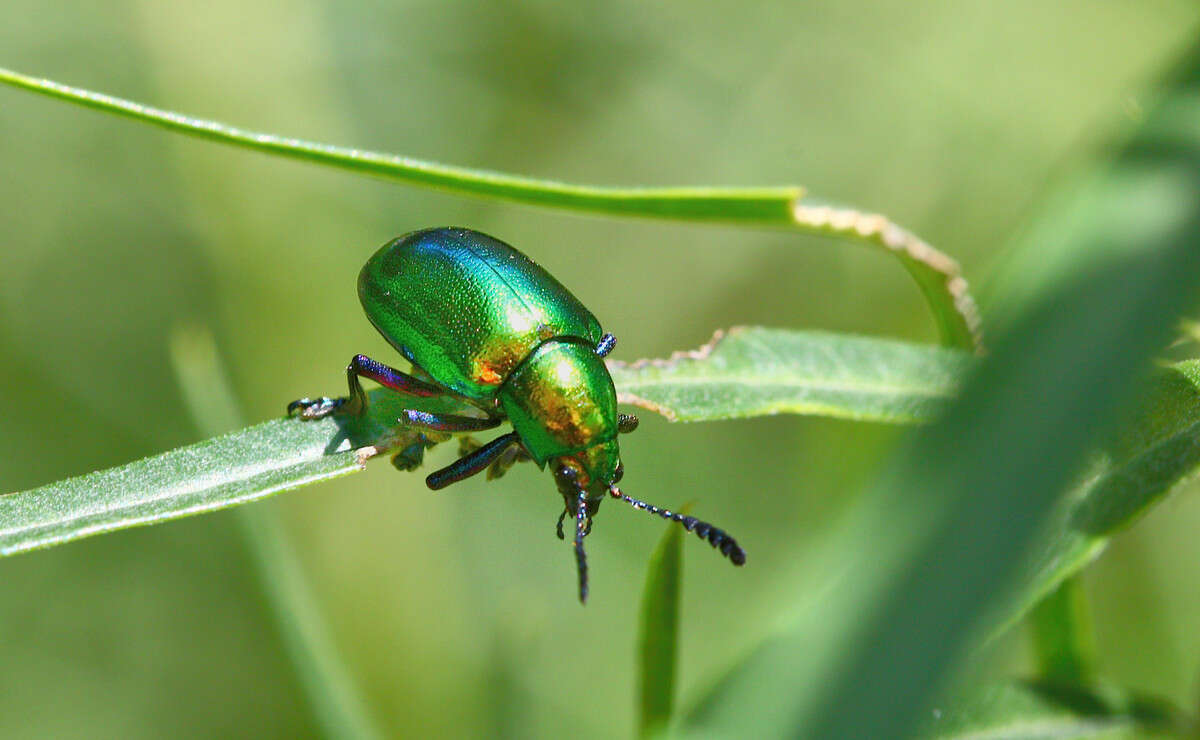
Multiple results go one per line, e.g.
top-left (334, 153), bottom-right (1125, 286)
top-left (425, 432), bottom-right (520, 490)
top-left (390, 430), bottom-right (445, 472)
top-left (457, 436), bottom-right (481, 455)
top-left (555, 508), bottom-right (567, 540)
top-left (288, 354), bottom-right (445, 419)
top-left (400, 409), bottom-right (501, 433)
top-left (457, 436), bottom-right (528, 481)
top-left (484, 444), bottom-right (527, 480)
top-left (609, 485), bottom-right (746, 566)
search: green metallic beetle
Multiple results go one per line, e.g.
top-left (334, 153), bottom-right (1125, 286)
top-left (289, 227), bottom-right (744, 601)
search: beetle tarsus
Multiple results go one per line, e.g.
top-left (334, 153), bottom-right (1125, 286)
top-left (287, 396), bottom-right (347, 419)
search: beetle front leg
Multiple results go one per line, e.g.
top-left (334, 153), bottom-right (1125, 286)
top-left (288, 354), bottom-right (446, 419)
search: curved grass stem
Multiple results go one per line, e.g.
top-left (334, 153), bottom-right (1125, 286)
top-left (0, 65), bottom-right (981, 351)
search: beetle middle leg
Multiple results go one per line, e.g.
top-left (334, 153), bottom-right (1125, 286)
top-left (425, 432), bottom-right (521, 490)
top-left (458, 436), bottom-right (531, 481)
top-left (288, 354), bottom-right (446, 419)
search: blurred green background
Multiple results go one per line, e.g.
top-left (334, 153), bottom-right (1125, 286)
top-left (3, 1), bottom-right (1200, 737)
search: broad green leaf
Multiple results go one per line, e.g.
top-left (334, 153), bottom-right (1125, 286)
top-left (0, 330), bottom-right (964, 556)
top-left (0, 389), bottom-right (474, 556)
top-left (608, 327), bottom-right (970, 423)
top-left (685, 41), bottom-right (1200, 740)
top-left (0, 66), bottom-right (980, 350)
top-left (637, 507), bottom-right (686, 739)
top-left (920, 681), bottom-right (1187, 740)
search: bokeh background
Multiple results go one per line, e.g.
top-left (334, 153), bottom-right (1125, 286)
top-left (3, 1), bottom-right (1200, 737)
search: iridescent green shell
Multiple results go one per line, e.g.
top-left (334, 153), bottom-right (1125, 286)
top-left (499, 341), bottom-right (619, 470)
top-left (358, 228), bottom-right (603, 399)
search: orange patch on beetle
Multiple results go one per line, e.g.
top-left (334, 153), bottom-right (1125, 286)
top-left (476, 363), bottom-right (503, 385)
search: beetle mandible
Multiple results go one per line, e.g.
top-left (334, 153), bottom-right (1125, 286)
top-left (289, 227), bottom-right (745, 601)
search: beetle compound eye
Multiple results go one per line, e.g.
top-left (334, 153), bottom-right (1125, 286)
top-left (611, 463), bottom-right (624, 483)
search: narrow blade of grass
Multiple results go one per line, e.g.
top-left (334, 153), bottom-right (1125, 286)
top-left (684, 44), bottom-right (1200, 740)
top-left (637, 508), bottom-right (686, 739)
top-left (0, 65), bottom-right (980, 350)
top-left (169, 324), bottom-right (384, 740)
top-left (1027, 578), bottom-right (1095, 686)
top-left (1000, 359), bottom-right (1200, 635)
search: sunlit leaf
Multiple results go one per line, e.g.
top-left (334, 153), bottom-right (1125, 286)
top-left (609, 327), bottom-right (968, 423)
top-left (0, 389), bottom-right (471, 555)
top-left (0, 330), bottom-right (966, 556)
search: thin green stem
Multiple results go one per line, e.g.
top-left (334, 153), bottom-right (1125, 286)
top-left (0, 65), bottom-right (981, 350)
top-left (168, 324), bottom-right (384, 740)
top-left (0, 66), bottom-right (794, 222)
top-left (637, 507), bottom-right (687, 739)
top-left (1029, 576), bottom-right (1095, 685)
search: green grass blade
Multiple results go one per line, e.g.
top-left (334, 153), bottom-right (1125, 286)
top-left (683, 355), bottom-right (1200, 734)
top-left (637, 509), bottom-right (686, 739)
top-left (609, 327), bottom-right (970, 423)
top-left (684, 45), bottom-right (1200, 740)
top-left (920, 681), bottom-right (1189, 739)
top-left (1001, 359), bottom-right (1200, 635)
top-left (0, 65), bottom-right (980, 350)
top-left (1027, 578), bottom-right (1095, 686)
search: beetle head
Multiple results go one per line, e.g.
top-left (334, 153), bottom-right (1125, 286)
top-left (552, 438), bottom-right (622, 515)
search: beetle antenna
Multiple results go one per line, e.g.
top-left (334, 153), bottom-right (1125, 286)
top-left (595, 333), bottom-right (617, 357)
top-left (574, 489), bottom-right (590, 603)
top-left (609, 485), bottom-right (746, 566)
